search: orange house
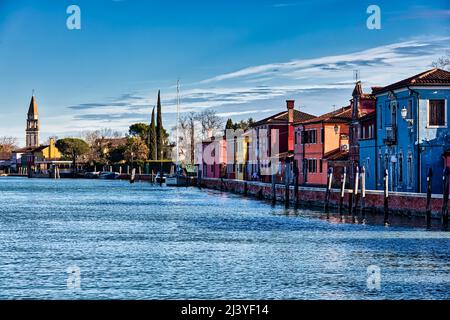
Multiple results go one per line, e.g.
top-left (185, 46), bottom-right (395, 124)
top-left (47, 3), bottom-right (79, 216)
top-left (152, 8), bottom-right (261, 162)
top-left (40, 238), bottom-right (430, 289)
top-left (294, 106), bottom-right (352, 186)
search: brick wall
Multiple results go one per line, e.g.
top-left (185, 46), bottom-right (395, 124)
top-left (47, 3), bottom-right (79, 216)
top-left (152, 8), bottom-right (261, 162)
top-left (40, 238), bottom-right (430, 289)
top-left (199, 177), bottom-right (447, 217)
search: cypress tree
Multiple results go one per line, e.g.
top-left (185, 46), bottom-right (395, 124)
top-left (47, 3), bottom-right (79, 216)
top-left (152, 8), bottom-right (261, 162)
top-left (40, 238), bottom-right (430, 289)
top-left (225, 118), bottom-right (234, 130)
top-left (156, 90), bottom-right (163, 160)
top-left (149, 107), bottom-right (157, 160)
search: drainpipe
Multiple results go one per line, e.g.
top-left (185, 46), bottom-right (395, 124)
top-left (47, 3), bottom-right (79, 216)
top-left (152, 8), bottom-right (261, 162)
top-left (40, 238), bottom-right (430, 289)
top-left (375, 114), bottom-right (378, 188)
top-left (301, 123), bottom-right (306, 184)
top-left (407, 86), bottom-right (421, 193)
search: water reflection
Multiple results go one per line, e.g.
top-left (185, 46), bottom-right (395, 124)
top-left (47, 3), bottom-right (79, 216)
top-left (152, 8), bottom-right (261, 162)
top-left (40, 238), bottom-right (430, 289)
top-left (0, 177), bottom-right (449, 300)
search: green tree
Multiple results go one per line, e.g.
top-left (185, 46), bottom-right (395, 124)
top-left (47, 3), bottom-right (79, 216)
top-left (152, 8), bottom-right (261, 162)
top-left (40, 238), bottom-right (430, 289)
top-left (108, 144), bottom-right (127, 163)
top-left (156, 90), bottom-right (163, 160)
top-left (129, 123), bottom-right (149, 141)
top-left (124, 137), bottom-right (149, 163)
top-left (55, 138), bottom-right (90, 173)
top-left (149, 107), bottom-right (157, 160)
top-left (225, 119), bottom-right (234, 130)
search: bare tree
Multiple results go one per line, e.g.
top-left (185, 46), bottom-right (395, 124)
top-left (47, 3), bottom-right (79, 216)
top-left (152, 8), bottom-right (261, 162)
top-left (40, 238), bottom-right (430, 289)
top-left (174, 110), bottom-right (224, 165)
top-left (177, 112), bottom-right (199, 164)
top-left (197, 109), bottom-right (223, 140)
top-left (0, 136), bottom-right (18, 153)
top-left (432, 50), bottom-right (450, 71)
top-left (80, 128), bottom-right (124, 164)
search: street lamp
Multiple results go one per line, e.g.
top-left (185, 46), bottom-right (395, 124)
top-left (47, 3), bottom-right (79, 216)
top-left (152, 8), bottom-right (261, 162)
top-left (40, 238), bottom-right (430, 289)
top-left (401, 107), bottom-right (414, 127)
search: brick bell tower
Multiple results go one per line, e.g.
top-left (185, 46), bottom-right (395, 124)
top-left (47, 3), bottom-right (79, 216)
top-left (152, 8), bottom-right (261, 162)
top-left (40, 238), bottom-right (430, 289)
top-left (26, 95), bottom-right (40, 148)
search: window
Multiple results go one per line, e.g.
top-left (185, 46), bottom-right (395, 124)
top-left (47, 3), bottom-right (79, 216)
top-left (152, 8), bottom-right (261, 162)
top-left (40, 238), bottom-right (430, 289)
top-left (384, 154), bottom-right (389, 177)
top-left (321, 128), bottom-right (324, 144)
top-left (319, 159), bottom-right (323, 173)
top-left (428, 99), bottom-right (446, 127)
top-left (406, 152), bottom-right (413, 189)
top-left (391, 101), bottom-right (397, 126)
top-left (379, 105), bottom-right (383, 129)
top-left (407, 100), bottom-right (413, 120)
top-left (308, 159), bottom-right (317, 173)
top-left (302, 129), bottom-right (317, 144)
top-left (310, 130), bottom-right (317, 144)
top-left (398, 152), bottom-right (403, 184)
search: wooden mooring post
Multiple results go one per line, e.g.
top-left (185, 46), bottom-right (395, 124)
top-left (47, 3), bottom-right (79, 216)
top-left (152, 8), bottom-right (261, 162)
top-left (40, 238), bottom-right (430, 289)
top-left (360, 166), bottom-right (366, 223)
top-left (352, 166), bottom-right (360, 223)
top-left (425, 168), bottom-right (433, 229)
top-left (383, 169), bottom-right (390, 226)
top-left (442, 167), bottom-right (450, 230)
top-left (324, 167), bottom-right (333, 213)
top-left (294, 160), bottom-right (299, 207)
top-left (284, 161), bottom-right (291, 207)
top-left (197, 169), bottom-right (202, 189)
top-left (272, 172), bottom-right (276, 205)
top-left (339, 167), bottom-right (346, 216)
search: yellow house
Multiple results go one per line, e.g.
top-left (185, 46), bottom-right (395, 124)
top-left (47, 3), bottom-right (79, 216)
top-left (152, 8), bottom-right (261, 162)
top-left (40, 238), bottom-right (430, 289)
top-left (33, 138), bottom-right (61, 162)
top-left (235, 135), bottom-right (248, 180)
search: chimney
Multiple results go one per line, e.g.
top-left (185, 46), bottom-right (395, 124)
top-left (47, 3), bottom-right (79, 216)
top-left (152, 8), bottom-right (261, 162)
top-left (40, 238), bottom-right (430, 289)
top-left (286, 100), bottom-right (295, 153)
top-left (286, 100), bottom-right (295, 123)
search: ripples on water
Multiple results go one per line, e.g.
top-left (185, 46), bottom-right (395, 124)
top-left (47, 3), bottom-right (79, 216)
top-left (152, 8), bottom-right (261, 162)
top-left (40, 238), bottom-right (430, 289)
top-left (0, 177), bottom-right (449, 300)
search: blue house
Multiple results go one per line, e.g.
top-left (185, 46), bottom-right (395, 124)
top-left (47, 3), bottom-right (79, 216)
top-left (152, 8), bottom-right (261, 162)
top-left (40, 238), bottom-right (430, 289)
top-left (371, 68), bottom-right (450, 194)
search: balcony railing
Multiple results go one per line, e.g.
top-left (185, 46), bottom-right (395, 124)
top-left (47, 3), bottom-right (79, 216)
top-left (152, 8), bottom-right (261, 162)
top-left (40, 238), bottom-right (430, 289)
top-left (384, 125), bottom-right (397, 145)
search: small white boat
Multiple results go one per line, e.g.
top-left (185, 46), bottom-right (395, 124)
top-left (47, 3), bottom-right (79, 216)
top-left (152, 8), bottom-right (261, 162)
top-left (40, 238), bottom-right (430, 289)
top-left (166, 175), bottom-right (187, 186)
top-left (84, 172), bottom-right (100, 179)
top-left (99, 171), bottom-right (120, 179)
top-left (155, 172), bottom-right (166, 184)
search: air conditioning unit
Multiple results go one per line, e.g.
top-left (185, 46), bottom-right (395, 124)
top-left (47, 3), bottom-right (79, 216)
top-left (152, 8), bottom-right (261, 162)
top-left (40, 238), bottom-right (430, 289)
top-left (341, 144), bottom-right (349, 151)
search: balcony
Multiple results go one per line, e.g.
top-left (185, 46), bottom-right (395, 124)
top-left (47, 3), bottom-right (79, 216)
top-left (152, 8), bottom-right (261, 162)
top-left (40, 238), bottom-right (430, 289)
top-left (383, 125), bottom-right (397, 145)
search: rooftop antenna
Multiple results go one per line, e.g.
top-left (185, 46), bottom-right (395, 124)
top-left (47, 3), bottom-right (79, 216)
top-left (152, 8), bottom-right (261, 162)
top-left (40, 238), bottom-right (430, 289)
top-left (333, 104), bottom-right (336, 111)
top-left (353, 70), bottom-right (360, 82)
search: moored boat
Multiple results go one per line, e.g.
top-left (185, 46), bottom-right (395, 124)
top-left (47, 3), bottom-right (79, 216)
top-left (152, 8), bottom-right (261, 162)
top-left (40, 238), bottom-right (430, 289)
top-left (98, 171), bottom-right (120, 179)
top-left (166, 174), bottom-right (187, 186)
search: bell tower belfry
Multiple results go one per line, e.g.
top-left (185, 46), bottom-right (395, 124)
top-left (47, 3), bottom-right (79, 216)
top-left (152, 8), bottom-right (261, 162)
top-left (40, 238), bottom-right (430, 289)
top-left (26, 95), bottom-right (40, 148)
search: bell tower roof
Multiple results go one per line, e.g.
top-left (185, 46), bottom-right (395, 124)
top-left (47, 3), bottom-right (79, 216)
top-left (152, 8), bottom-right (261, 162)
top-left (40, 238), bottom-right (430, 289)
top-left (28, 95), bottom-right (38, 116)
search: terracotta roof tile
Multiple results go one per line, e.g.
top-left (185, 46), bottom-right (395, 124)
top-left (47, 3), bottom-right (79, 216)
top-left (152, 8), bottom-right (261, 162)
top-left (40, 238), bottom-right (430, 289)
top-left (373, 68), bottom-right (450, 94)
top-left (253, 109), bottom-right (316, 126)
top-left (0, 152), bottom-right (11, 161)
top-left (300, 106), bottom-right (352, 125)
top-left (323, 148), bottom-right (349, 161)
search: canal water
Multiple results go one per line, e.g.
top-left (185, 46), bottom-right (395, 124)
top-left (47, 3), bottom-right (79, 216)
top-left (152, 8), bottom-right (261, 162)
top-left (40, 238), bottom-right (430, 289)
top-left (0, 177), bottom-right (449, 300)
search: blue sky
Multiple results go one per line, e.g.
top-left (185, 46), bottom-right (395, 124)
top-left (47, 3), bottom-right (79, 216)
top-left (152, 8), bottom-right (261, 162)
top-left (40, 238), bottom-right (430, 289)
top-left (0, 0), bottom-right (449, 146)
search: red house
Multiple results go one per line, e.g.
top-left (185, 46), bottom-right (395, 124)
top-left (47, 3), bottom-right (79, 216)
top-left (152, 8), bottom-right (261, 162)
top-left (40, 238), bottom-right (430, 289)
top-left (294, 106), bottom-right (352, 186)
top-left (200, 136), bottom-right (227, 179)
top-left (248, 100), bottom-right (315, 183)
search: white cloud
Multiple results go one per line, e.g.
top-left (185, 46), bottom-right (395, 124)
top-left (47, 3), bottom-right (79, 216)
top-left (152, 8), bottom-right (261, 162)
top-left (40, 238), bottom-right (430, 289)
top-left (66, 36), bottom-right (450, 138)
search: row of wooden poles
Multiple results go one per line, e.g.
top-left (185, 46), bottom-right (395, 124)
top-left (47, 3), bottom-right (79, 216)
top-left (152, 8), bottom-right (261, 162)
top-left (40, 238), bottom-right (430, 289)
top-left (276, 161), bottom-right (449, 229)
